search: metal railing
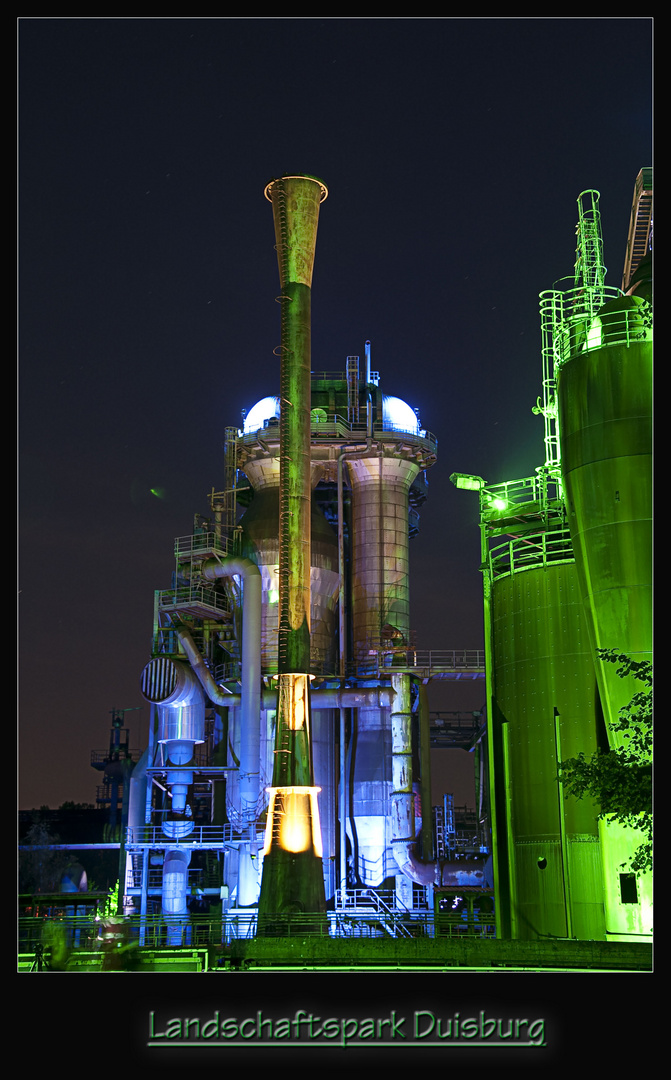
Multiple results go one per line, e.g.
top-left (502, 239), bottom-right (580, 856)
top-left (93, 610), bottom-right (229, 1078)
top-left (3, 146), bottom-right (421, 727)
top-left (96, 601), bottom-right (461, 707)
top-left (481, 473), bottom-right (564, 519)
top-left (214, 650), bottom-right (484, 684)
top-left (540, 286), bottom-right (651, 370)
top-left (125, 823), bottom-right (266, 847)
top-left (90, 748), bottom-right (142, 766)
top-left (353, 649), bottom-right (485, 679)
top-left (488, 528), bottom-right (574, 580)
top-left (239, 414), bottom-right (437, 455)
top-left (174, 532), bottom-right (231, 559)
top-left (18, 906), bottom-right (496, 961)
top-left (336, 887), bottom-right (420, 911)
top-left (157, 584), bottom-right (230, 616)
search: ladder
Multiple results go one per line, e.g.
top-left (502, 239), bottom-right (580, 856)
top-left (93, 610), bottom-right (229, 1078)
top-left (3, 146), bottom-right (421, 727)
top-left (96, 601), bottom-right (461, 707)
top-left (622, 167), bottom-right (653, 292)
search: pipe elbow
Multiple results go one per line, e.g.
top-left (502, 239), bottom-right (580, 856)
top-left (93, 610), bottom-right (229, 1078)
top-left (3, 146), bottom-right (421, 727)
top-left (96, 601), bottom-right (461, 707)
top-left (392, 841), bottom-right (487, 889)
top-left (392, 840), bottom-right (441, 887)
top-left (201, 555), bottom-right (261, 584)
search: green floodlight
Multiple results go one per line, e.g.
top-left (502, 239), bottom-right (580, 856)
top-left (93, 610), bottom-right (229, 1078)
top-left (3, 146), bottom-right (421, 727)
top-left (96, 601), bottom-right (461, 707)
top-left (489, 497), bottom-right (508, 512)
top-left (449, 472), bottom-right (485, 492)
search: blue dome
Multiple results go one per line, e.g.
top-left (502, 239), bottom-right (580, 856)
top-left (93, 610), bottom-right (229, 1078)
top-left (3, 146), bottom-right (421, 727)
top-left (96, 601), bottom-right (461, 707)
top-left (382, 395), bottom-right (419, 434)
top-left (243, 396), bottom-right (280, 434)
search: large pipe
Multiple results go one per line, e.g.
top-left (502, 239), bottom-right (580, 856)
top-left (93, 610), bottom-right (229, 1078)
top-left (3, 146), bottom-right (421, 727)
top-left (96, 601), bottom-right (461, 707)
top-left (241, 685), bottom-right (393, 709)
top-left (390, 673), bottom-right (486, 888)
top-left (418, 683), bottom-right (434, 861)
top-left (167, 623), bottom-right (394, 713)
top-left (259, 174), bottom-right (328, 921)
top-left (162, 848), bottom-right (191, 945)
top-left (264, 174), bottom-right (327, 673)
top-left (201, 556), bottom-right (262, 822)
top-left (139, 658), bottom-right (206, 814)
top-left (171, 557), bottom-right (262, 907)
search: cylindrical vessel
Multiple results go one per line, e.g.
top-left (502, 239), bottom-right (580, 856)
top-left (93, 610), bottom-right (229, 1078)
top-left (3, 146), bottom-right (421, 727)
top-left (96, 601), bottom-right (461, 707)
top-left (345, 450), bottom-right (419, 886)
top-left (557, 296), bottom-right (652, 746)
top-left (238, 465), bottom-right (340, 675)
top-left (488, 522), bottom-right (606, 940)
top-left (140, 657), bottom-right (205, 814)
top-left (348, 453), bottom-right (420, 658)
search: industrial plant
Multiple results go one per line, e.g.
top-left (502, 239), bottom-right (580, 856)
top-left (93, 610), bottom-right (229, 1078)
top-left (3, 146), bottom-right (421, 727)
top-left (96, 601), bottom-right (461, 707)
top-left (19, 170), bottom-right (652, 972)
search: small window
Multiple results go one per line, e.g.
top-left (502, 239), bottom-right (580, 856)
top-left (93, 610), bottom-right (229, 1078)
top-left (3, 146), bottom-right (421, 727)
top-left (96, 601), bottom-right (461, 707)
top-left (620, 873), bottom-right (638, 904)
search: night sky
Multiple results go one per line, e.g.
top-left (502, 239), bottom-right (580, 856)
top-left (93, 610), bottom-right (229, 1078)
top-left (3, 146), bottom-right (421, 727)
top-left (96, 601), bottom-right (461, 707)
top-left (18, 18), bottom-right (652, 811)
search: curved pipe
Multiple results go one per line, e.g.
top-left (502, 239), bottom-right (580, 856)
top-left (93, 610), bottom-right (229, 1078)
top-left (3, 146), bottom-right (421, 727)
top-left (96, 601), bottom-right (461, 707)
top-left (127, 747), bottom-right (150, 831)
top-left (173, 625), bottom-right (234, 702)
top-left (390, 673), bottom-right (486, 888)
top-left (201, 556), bottom-right (262, 823)
top-left (140, 659), bottom-right (206, 813)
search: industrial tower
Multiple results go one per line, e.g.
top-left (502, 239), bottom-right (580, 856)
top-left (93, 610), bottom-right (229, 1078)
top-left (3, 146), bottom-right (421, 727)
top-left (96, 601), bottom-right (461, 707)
top-left (128, 175), bottom-right (490, 944)
top-left (114, 171), bottom-right (651, 952)
top-left (453, 170), bottom-right (652, 942)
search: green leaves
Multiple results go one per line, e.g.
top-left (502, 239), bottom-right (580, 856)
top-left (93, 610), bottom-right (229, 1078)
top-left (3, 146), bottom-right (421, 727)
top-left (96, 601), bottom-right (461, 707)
top-left (559, 649), bottom-right (652, 873)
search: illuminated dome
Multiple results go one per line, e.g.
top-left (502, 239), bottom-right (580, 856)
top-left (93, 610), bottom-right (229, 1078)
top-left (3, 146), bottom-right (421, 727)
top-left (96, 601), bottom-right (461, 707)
top-left (382, 395), bottom-right (419, 434)
top-left (243, 396), bottom-right (280, 434)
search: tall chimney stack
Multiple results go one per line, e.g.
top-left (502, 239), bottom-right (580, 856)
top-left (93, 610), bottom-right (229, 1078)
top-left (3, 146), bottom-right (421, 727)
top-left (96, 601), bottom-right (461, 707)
top-left (258, 175), bottom-right (328, 925)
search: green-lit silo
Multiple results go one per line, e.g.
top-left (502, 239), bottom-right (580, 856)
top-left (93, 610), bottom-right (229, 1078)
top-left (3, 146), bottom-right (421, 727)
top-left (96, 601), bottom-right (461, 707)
top-left (479, 475), bottom-right (606, 940)
top-left (539, 177), bottom-right (652, 940)
top-left (546, 185), bottom-right (653, 745)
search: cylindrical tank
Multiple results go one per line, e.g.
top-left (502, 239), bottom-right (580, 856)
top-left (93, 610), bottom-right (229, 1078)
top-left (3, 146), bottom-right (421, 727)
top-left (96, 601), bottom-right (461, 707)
top-left (345, 449), bottom-right (420, 886)
top-left (557, 295), bottom-right (652, 746)
top-left (348, 452), bottom-right (420, 658)
top-left (488, 518), bottom-right (606, 940)
top-left (238, 459), bottom-right (340, 675)
top-left (555, 291), bottom-right (652, 942)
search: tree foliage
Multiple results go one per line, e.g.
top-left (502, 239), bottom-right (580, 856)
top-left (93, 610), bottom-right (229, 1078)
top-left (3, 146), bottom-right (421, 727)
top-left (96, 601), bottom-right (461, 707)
top-left (559, 650), bottom-right (652, 873)
top-left (19, 819), bottom-right (71, 894)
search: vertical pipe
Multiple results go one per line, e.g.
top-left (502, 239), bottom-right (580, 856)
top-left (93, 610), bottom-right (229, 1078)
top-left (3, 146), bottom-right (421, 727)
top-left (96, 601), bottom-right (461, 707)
top-left (339, 706), bottom-right (346, 895)
top-left (554, 707), bottom-right (573, 939)
top-left (390, 673), bottom-right (414, 873)
top-left (265, 175), bottom-right (327, 675)
top-left (337, 451), bottom-right (347, 897)
top-left (337, 453), bottom-right (347, 679)
top-left (201, 557), bottom-right (261, 822)
top-left (259, 175), bottom-right (328, 921)
top-left (139, 847), bottom-right (149, 947)
top-left (418, 684), bottom-right (433, 861)
top-left (480, 502), bottom-right (509, 937)
top-left (501, 720), bottom-right (516, 939)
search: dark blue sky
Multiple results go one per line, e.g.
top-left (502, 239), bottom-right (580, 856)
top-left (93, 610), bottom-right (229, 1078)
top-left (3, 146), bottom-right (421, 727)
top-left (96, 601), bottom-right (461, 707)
top-left (19, 18), bottom-right (652, 808)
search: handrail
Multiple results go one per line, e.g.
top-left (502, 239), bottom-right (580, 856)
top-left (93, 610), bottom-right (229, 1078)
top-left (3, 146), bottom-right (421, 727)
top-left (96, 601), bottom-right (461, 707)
top-left (214, 649), bottom-right (485, 683)
top-left (239, 416), bottom-right (437, 453)
top-left (488, 528), bottom-right (574, 580)
top-left (18, 909), bottom-right (497, 954)
top-left (90, 748), bottom-right (143, 765)
top-left (125, 823), bottom-right (266, 846)
top-left (174, 532), bottom-right (231, 558)
top-left (157, 585), bottom-right (230, 615)
top-left (539, 287), bottom-right (651, 370)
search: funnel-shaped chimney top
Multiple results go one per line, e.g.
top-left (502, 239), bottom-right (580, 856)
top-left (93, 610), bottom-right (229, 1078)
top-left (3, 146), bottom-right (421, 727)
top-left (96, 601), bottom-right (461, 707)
top-left (264, 175), bottom-right (328, 289)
